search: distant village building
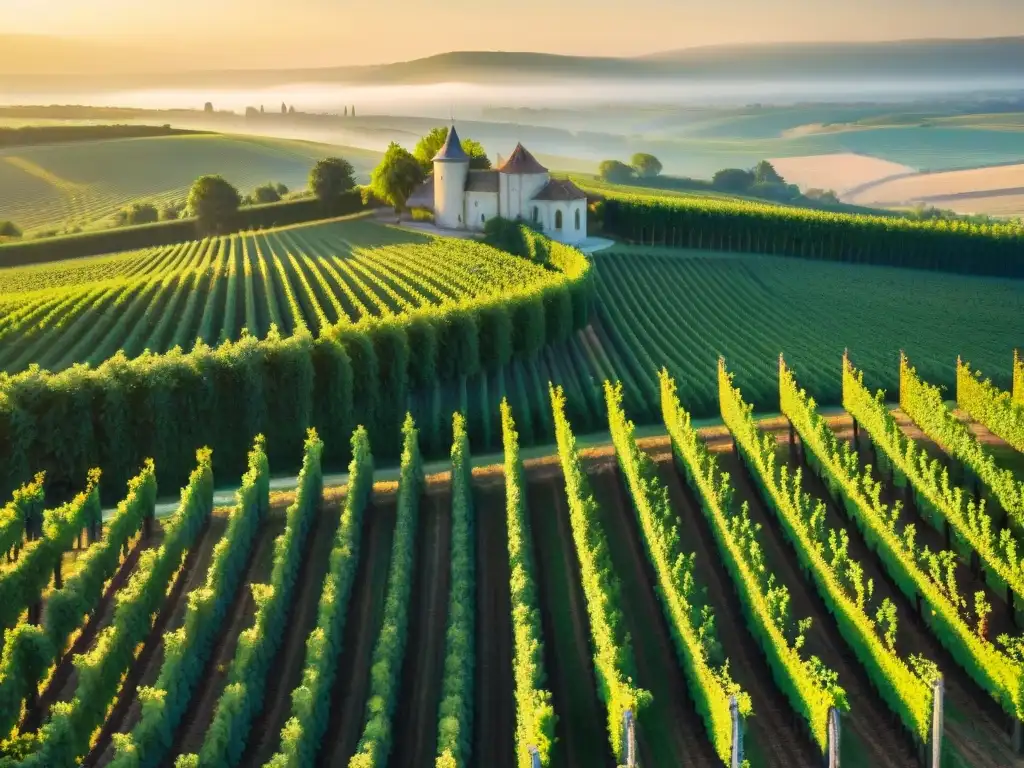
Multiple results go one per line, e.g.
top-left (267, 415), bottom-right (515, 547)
top-left (407, 125), bottom-right (588, 245)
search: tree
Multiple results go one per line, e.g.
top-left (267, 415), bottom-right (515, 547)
top-left (187, 175), bottom-right (242, 234)
top-left (712, 167), bottom-right (755, 192)
top-left (352, 105), bottom-right (356, 117)
top-left (413, 127), bottom-right (490, 170)
top-left (309, 157), bottom-right (357, 205)
top-left (252, 183), bottom-right (282, 204)
top-left (260, 105), bottom-right (265, 114)
top-left (344, 106), bottom-right (348, 117)
top-left (370, 142), bottom-right (425, 219)
top-left (274, 182), bottom-right (290, 196)
top-left (204, 102), bottom-right (214, 113)
top-left (288, 105), bottom-right (296, 114)
top-left (160, 202), bottom-right (185, 221)
top-left (0, 220), bottom-right (22, 238)
top-left (754, 160), bottom-right (785, 185)
top-left (598, 159), bottom-right (635, 184)
top-left (631, 153), bottom-right (662, 179)
top-left (281, 102), bottom-right (288, 115)
top-left (115, 202), bottom-right (159, 227)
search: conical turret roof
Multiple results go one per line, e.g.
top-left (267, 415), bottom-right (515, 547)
top-left (432, 124), bottom-right (470, 162)
top-left (497, 143), bottom-right (547, 174)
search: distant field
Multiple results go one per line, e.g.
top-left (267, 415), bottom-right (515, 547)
top-left (848, 162), bottom-right (1024, 216)
top-left (768, 153), bottom-right (914, 195)
top-left (0, 133), bottom-right (381, 235)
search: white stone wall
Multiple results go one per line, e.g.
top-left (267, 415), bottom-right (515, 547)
top-left (536, 199), bottom-right (587, 244)
top-left (466, 191), bottom-right (499, 231)
top-left (434, 159), bottom-right (469, 230)
top-left (499, 172), bottom-right (549, 220)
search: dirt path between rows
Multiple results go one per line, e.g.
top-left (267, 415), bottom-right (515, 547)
top-left (718, 445), bottom-right (920, 768)
top-left (318, 499), bottom-right (397, 768)
top-left (648, 450), bottom-right (823, 767)
top-left (241, 503), bottom-right (341, 767)
top-left (527, 472), bottom-right (616, 768)
top-left (472, 478), bottom-right (515, 768)
top-left (87, 515), bottom-right (223, 768)
top-left (166, 519), bottom-right (281, 763)
top-left (24, 529), bottom-right (155, 733)
top-left (587, 462), bottom-right (722, 767)
top-left (391, 487), bottom-right (452, 768)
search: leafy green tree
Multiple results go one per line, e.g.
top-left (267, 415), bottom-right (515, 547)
top-left (309, 157), bottom-right (357, 205)
top-left (0, 220), bottom-right (22, 238)
top-left (371, 142), bottom-right (425, 219)
top-left (204, 102), bottom-right (214, 113)
top-left (160, 202), bottom-right (185, 221)
top-left (413, 127), bottom-right (490, 170)
top-left (252, 183), bottom-right (282, 204)
top-left (754, 160), bottom-right (785, 185)
top-left (275, 182), bottom-right (290, 196)
top-left (598, 159), bottom-right (635, 184)
top-left (187, 175), bottom-right (242, 235)
top-left (711, 167), bottom-right (755, 192)
top-left (631, 153), bottom-right (663, 179)
top-left (115, 202), bottom-right (159, 227)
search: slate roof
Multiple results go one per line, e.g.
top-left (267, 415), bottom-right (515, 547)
top-left (531, 178), bottom-right (587, 201)
top-left (466, 169), bottom-right (499, 193)
top-left (432, 124), bottom-right (470, 162)
top-left (497, 143), bottom-right (548, 175)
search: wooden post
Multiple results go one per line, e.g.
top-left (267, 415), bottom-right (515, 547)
top-left (730, 695), bottom-right (744, 768)
top-left (826, 707), bottom-right (841, 768)
top-left (622, 710), bottom-right (636, 767)
top-left (528, 746), bottom-right (542, 768)
top-left (1014, 717), bottom-right (1024, 755)
top-left (54, 558), bottom-right (62, 590)
top-left (929, 677), bottom-right (943, 768)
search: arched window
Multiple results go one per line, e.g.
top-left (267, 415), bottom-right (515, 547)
top-left (555, 210), bottom-right (563, 230)
top-left (532, 206), bottom-right (539, 222)
top-left (574, 208), bottom-right (581, 230)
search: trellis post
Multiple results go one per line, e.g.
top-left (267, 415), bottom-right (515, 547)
top-left (621, 710), bottom-right (636, 767)
top-left (929, 677), bottom-right (944, 767)
top-left (730, 695), bottom-right (744, 768)
top-left (826, 706), bottom-right (841, 768)
top-left (528, 745), bottom-right (541, 768)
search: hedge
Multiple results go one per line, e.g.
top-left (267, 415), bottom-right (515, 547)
top-left (0, 228), bottom-right (593, 503)
top-left (598, 189), bottom-right (1024, 278)
top-left (263, 427), bottom-right (373, 767)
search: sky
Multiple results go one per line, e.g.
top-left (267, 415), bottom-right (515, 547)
top-left (3, 0), bottom-right (1024, 68)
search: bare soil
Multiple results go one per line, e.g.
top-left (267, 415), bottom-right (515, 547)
top-left (391, 487), bottom-right (452, 768)
top-left (318, 497), bottom-right (397, 768)
top-left (88, 514), bottom-right (225, 768)
top-left (471, 477), bottom-right (515, 768)
top-left (586, 460), bottom-right (726, 768)
top-left (527, 470), bottom-right (616, 768)
top-left (167, 518), bottom-right (282, 763)
top-left (240, 502), bottom-right (342, 767)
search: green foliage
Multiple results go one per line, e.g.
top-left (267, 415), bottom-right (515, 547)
top-left (0, 218), bottom-right (592, 503)
top-left (598, 160), bottom-right (635, 184)
top-left (607, 381), bottom-right (748, 761)
top-left (109, 440), bottom-right (268, 768)
top-left (660, 371), bottom-right (846, 750)
top-left (0, 470), bottom-right (100, 636)
top-left (200, 431), bottom-right (323, 767)
top-left (0, 624), bottom-right (54, 737)
top-left (840, 355), bottom-right (1024, 718)
top-left (753, 161), bottom-right (784, 185)
top-left (413, 127), bottom-right (490, 171)
top-left (711, 168), bottom-right (756, 192)
top-left (263, 427), bottom-right (373, 767)
top-left (187, 175), bottom-right (242, 235)
top-left (630, 153), bottom-right (662, 179)
top-left (0, 473), bottom-right (45, 561)
top-left (958, 357), bottom-right (1024, 454)
top-left (22, 450), bottom-right (213, 768)
top-left (370, 143), bottom-right (425, 214)
top-left (549, 385), bottom-right (649, 758)
top-left (0, 221), bottom-right (22, 238)
top-left (1015, 351), bottom-right (1024, 406)
top-left (252, 184), bottom-right (282, 204)
top-left (598, 187), bottom-right (1024, 277)
top-left (435, 414), bottom-right (475, 768)
top-left (348, 415), bottom-right (423, 768)
top-left (729, 359), bottom-right (940, 741)
top-left (115, 203), bottom-right (159, 227)
top-left (309, 158), bottom-right (357, 204)
top-left (499, 401), bottom-right (556, 767)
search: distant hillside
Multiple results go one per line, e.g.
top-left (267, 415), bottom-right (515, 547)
top-left (4, 37), bottom-right (1024, 91)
